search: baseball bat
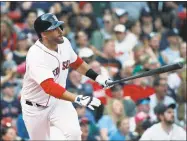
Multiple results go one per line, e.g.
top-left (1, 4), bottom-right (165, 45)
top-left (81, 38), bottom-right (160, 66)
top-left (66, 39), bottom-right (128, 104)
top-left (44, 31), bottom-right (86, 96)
top-left (107, 62), bottom-right (184, 86)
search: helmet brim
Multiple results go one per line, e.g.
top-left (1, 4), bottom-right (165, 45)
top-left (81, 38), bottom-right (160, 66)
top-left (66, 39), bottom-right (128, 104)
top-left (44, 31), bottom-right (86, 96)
top-left (46, 21), bottom-right (64, 31)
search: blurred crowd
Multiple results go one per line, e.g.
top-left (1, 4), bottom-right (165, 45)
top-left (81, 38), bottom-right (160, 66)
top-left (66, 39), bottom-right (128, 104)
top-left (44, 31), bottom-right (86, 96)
top-left (0, 1), bottom-right (186, 141)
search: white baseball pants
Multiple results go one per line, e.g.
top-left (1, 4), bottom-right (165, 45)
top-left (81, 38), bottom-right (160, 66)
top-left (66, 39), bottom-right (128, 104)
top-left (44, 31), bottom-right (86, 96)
top-left (21, 99), bottom-right (82, 140)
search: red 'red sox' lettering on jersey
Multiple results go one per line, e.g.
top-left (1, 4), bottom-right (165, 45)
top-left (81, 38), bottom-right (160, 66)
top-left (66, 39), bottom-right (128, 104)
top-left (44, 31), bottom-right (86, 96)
top-left (62, 60), bottom-right (70, 70)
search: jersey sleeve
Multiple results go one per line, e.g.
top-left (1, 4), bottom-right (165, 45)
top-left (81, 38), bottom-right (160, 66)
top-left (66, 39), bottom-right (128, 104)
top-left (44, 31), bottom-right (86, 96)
top-left (65, 37), bottom-right (83, 69)
top-left (27, 50), bottom-right (54, 84)
top-left (29, 64), bottom-right (54, 84)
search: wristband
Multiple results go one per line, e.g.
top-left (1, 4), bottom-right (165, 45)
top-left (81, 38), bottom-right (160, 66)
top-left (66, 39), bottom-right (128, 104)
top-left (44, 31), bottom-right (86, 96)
top-left (85, 69), bottom-right (99, 81)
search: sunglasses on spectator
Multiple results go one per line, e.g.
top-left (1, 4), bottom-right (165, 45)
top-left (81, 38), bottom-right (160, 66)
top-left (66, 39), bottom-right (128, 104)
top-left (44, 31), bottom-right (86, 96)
top-left (159, 83), bottom-right (167, 87)
top-left (104, 20), bottom-right (111, 24)
top-left (115, 31), bottom-right (123, 34)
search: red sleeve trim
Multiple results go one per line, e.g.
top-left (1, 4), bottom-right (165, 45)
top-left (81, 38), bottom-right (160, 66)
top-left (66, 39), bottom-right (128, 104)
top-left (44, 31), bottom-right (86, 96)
top-left (40, 78), bottom-right (66, 99)
top-left (69, 56), bottom-right (84, 70)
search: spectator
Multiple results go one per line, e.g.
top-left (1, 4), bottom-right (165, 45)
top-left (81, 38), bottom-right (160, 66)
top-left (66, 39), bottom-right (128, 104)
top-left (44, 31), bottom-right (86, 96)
top-left (160, 2), bottom-right (181, 29)
top-left (153, 14), bottom-right (169, 52)
top-left (90, 13), bottom-right (115, 51)
top-left (110, 117), bottom-right (137, 141)
top-left (167, 68), bottom-right (183, 100)
top-left (96, 39), bottom-right (122, 78)
top-left (135, 111), bottom-right (152, 139)
top-left (79, 117), bottom-right (98, 141)
top-left (111, 2), bottom-right (148, 21)
top-left (66, 70), bottom-right (82, 91)
top-left (140, 7), bottom-right (153, 35)
top-left (49, 2), bottom-right (63, 15)
top-left (106, 85), bottom-right (138, 131)
top-left (1, 65), bottom-right (16, 86)
top-left (61, 2), bottom-right (80, 14)
top-left (98, 99), bottom-right (124, 140)
top-left (91, 2), bottom-right (111, 27)
top-left (79, 47), bottom-right (95, 64)
top-left (132, 42), bottom-right (145, 73)
top-left (1, 126), bottom-right (22, 141)
top-left (1, 20), bottom-right (17, 51)
top-left (22, 10), bottom-right (38, 44)
top-left (136, 98), bottom-right (151, 114)
top-left (125, 20), bottom-right (141, 54)
top-left (1, 82), bottom-right (22, 126)
top-left (153, 15), bottom-right (167, 34)
top-left (2, 60), bottom-right (23, 96)
top-left (1, 60), bottom-right (16, 76)
top-left (146, 32), bottom-right (165, 65)
top-left (140, 103), bottom-right (186, 140)
top-left (79, 2), bottom-right (98, 38)
top-left (149, 76), bottom-right (176, 122)
top-left (31, 2), bottom-right (54, 13)
top-left (161, 29), bottom-right (180, 64)
top-left (114, 8), bottom-right (129, 26)
top-left (75, 31), bottom-right (89, 53)
top-left (114, 24), bottom-right (133, 64)
top-left (13, 32), bottom-right (29, 65)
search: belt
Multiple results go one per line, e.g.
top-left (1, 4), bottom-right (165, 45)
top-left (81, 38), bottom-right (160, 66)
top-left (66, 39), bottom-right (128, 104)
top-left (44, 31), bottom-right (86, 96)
top-left (25, 100), bottom-right (44, 107)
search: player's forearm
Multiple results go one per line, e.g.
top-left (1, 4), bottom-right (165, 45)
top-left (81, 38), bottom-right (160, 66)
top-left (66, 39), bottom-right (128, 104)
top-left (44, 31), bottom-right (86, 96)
top-left (76, 61), bottom-right (91, 75)
top-left (60, 90), bottom-right (77, 102)
top-left (76, 61), bottom-right (100, 81)
top-left (70, 57), bottom-right (100, 81)
top-left (40, 78), bottom-right (76, 102)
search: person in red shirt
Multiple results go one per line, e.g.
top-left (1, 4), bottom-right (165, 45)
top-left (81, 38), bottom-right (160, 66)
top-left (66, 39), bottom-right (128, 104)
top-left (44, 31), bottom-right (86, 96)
top-left (106, 84), bottom-right (155, 102)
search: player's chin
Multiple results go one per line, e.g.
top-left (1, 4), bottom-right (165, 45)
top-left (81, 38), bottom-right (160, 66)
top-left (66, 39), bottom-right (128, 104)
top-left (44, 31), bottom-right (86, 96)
top-left (56, 37), bottom-right (64, 44)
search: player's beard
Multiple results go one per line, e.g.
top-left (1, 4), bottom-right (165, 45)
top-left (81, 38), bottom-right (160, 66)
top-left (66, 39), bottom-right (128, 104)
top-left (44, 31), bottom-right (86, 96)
top-left (55, 35), bottom-right (64, 44)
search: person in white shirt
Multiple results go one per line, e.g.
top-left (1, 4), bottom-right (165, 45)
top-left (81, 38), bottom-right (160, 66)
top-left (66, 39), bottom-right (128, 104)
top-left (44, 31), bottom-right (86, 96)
top-left (149, 76), bottom-right (176, 122)
top-left (140, 103), bottom-right (186, 140)
top-left (114, 24), bottom-right (136, 64)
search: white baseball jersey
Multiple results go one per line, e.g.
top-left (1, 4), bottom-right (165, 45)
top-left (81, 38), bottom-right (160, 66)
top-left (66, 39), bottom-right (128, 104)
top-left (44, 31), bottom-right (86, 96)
top-left (21, 37), bottom-right (78, 106)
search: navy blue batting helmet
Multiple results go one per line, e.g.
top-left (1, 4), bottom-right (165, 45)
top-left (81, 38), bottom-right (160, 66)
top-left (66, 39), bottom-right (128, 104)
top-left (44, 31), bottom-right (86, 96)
top-left (34, 13), bottom-right (64, 38)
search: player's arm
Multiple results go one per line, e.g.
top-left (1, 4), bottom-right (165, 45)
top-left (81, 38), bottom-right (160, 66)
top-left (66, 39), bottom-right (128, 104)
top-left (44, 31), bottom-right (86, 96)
top-left (69, 56), bottom-right (113, 88)
top-left (40, 78), bottom-right (100, 110)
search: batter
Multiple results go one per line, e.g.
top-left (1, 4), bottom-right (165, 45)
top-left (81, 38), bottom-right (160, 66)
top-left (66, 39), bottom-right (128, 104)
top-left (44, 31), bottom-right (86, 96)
top-left (20, 13), bottom-right (112, 140)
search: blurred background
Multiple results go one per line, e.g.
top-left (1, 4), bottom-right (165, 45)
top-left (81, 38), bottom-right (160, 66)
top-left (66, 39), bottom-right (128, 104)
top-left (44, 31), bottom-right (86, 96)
top-left (0, 1), bottom-right (186, 141)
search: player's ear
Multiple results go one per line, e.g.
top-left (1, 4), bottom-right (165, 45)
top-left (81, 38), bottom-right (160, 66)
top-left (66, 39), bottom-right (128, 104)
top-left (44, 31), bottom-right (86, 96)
top-left (41, 32), bottom-right (47, 38)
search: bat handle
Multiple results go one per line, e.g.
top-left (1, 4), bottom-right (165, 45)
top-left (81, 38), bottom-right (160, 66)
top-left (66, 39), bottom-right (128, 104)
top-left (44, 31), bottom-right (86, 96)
top-left (107, 81), bottom-right (118, 87)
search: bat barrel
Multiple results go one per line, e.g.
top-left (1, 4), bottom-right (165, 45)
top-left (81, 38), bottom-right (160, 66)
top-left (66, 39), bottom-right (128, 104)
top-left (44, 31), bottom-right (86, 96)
top-left (107, 62), bottom-right (184, 86)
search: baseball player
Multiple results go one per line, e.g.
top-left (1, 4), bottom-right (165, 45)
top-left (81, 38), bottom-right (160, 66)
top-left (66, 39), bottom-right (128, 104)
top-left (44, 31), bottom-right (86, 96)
top-left (20, 13), bottom-right (113, 140)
